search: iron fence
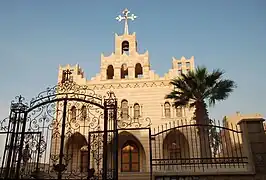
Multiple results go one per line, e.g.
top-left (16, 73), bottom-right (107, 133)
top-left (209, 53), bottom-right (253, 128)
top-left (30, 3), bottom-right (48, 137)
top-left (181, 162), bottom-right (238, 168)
top-left (151, 119), bottom-right (248, 172)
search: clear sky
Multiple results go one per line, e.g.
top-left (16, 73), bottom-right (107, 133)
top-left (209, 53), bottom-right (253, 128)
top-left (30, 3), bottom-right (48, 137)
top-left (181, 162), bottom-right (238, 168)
top-left (0, 0), bottom-right (265, 122)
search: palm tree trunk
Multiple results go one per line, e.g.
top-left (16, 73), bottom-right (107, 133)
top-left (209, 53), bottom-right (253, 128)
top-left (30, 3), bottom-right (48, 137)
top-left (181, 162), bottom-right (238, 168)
top-left (194, 101), bottom-right (212, 160)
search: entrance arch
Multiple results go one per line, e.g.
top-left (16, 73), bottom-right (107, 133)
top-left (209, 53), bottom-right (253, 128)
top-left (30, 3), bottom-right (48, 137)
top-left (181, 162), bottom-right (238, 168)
top-left (65, 132), bottom-right (88, 172)
top-left (0, 81), bottom-right (117, 180)
top-left (121, 140), bottom-right (140, 172)
top-left (116, 131), bottom-right (146, 172)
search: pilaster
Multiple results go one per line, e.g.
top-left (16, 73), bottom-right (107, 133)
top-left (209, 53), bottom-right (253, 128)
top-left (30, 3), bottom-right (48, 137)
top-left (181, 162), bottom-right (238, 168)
top-left (238, 117), bottom-right (266, 175)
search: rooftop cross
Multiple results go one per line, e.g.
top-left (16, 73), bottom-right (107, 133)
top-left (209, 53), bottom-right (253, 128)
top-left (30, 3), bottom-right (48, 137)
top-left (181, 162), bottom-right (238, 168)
top-left (116, 8), bottom-right (137, 35)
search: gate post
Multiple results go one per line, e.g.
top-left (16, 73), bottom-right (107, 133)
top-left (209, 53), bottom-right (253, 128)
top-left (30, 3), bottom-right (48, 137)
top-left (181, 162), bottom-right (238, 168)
top-left (57, 98), bottom-right (68, 180)
top-left (103, 100), bottom-right (108, 180)
top-left (15, 111), bottom-right (28, 179)
top-left (3, 96), bottom-right (28, 179)
top-left (103, 92), bottom-right (117, 180)
top-left (113, 100), bottom-right (118, 180)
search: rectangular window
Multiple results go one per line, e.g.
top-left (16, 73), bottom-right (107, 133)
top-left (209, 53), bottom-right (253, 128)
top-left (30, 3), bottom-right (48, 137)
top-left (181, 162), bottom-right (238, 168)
top-left (186, 62), bottom-right (190, 68)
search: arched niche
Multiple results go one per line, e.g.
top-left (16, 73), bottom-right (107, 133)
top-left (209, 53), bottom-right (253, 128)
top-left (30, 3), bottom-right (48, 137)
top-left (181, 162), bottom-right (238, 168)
top-left (107, 65), bottom-right (114, 79)
top-left (120, 63), bottom-right (128, 79)
top-left (135, 63), bottom-right (143, 78)
top-left (121, 41), bottom-right (129, 55)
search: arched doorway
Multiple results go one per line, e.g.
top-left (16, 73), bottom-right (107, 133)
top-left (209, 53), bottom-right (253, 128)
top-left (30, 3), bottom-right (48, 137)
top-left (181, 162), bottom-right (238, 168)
top-left (107, 131), bottom-right (146, 172)
top-left (121, 140), bottom-right (140, 172)
top-left (65, 132), bottom-right (88, 172)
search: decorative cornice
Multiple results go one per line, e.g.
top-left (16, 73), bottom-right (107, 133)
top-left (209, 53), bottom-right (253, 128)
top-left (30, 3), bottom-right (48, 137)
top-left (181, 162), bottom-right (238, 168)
top-left (87, 80), bottom-right (170, 90)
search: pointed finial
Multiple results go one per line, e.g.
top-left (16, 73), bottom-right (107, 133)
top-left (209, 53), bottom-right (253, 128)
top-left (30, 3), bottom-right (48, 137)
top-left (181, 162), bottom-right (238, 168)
top-left (116, 8), bottom-right (137, 34)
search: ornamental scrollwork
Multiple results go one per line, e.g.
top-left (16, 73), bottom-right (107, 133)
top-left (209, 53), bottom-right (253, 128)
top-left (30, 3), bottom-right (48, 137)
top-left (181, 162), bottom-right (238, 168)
top-left (29, 81), bottom-right (105, 109)
top-left (117, 106), bottom-right (151, 129)
top-left (0, 117), bottom-right (9, 132)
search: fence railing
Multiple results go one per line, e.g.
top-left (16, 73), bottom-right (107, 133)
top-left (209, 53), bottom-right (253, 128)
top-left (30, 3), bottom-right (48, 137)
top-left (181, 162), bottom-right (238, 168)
top-left (151, 119), bottom-right (248, 172)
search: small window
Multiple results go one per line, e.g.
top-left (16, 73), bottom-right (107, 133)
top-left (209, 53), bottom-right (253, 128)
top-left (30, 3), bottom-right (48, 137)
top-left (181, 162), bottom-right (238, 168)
top-left (121, 100), bottom-right (129, 120)
top-left (186, 62), bottom-right (190, 68)
top-left (133, 103), bottom-right (140, 119)
top-left (177, 62), bottom-right (182, 68)
top-left (176, 107), bottom-right (182, 117)
top-left (164, 102), bottom-right (171, 118)
top-left (178, 70), bottom-right (182, 75)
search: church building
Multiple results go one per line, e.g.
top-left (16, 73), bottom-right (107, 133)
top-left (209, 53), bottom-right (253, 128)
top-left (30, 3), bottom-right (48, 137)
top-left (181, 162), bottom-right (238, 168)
top-left (57, 8), bottom-right (201, 179)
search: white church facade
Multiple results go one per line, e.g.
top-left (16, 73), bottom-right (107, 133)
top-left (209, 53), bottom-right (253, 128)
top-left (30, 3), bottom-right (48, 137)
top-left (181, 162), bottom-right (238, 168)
top-left (50, 9), bottom-right (249, 180)
top-left (1, 8), bottom-right (265, 180)
top-left (56, 8), bottom-right (198, 177)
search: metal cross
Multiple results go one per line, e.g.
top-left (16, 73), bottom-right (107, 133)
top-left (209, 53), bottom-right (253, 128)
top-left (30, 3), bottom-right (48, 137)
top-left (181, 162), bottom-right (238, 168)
top-left (116, 8), bottom-right (137, 34)
top-left (64, 69), bottom-right (72, 82)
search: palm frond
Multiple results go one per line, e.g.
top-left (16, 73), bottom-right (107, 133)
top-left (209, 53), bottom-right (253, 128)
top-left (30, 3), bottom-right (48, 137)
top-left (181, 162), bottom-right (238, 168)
top-left (209, 79), bottom-right (236, 106)
top-left (166, 66), bottom-right (236, 111)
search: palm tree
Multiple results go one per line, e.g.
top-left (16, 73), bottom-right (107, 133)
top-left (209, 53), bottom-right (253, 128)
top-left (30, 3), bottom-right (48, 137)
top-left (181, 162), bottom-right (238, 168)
top-left (165, 66), bottom-right (236, 158)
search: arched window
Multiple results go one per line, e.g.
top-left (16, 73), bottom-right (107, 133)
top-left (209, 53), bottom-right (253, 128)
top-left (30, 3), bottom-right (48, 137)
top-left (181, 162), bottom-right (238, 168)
top-left (107, 65), bottom-right (114, 79)
top-left (122, 41), bottom-right (129, 55)
top-left (176, 107), bottom-right (182, 117)
top-left (164, 102), bottom-right (171, 118)
top-left (163, 130), bottom-right (189, 160)
top-left (133, 103), bottom-right (140, 119)
top-left (135, 63), bottom-right (143, 78)
top-left (121, 63), bottom-right (128, 79)
top-left (169, 142), bottom-right (181, 159)
top-left (70, 106), bottom-right (77, 120)
top-left (81, 106), bottom-right (87, 120)
top-left (121, 100), bottom-right (128, 120)
top-left (121, 141), bottom-right (140, 172)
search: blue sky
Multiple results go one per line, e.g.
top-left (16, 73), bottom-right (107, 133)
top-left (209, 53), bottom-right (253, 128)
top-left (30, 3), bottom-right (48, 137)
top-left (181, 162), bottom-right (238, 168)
top-left (0, 0), bottom-right (265, 121)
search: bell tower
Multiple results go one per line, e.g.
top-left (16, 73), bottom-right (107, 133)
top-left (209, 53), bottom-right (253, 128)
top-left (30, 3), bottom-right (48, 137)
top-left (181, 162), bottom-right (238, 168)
top-left (100, 8), bottom-right (150, 81)
top-left (114, 8), bottom-right (138, 56)
top-left (114, 33), bottom-right (137, 56)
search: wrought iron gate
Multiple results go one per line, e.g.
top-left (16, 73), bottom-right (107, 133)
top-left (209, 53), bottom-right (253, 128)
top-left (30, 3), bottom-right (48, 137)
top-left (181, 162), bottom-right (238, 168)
top-left (0, 81), bottom-right (117, 180)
